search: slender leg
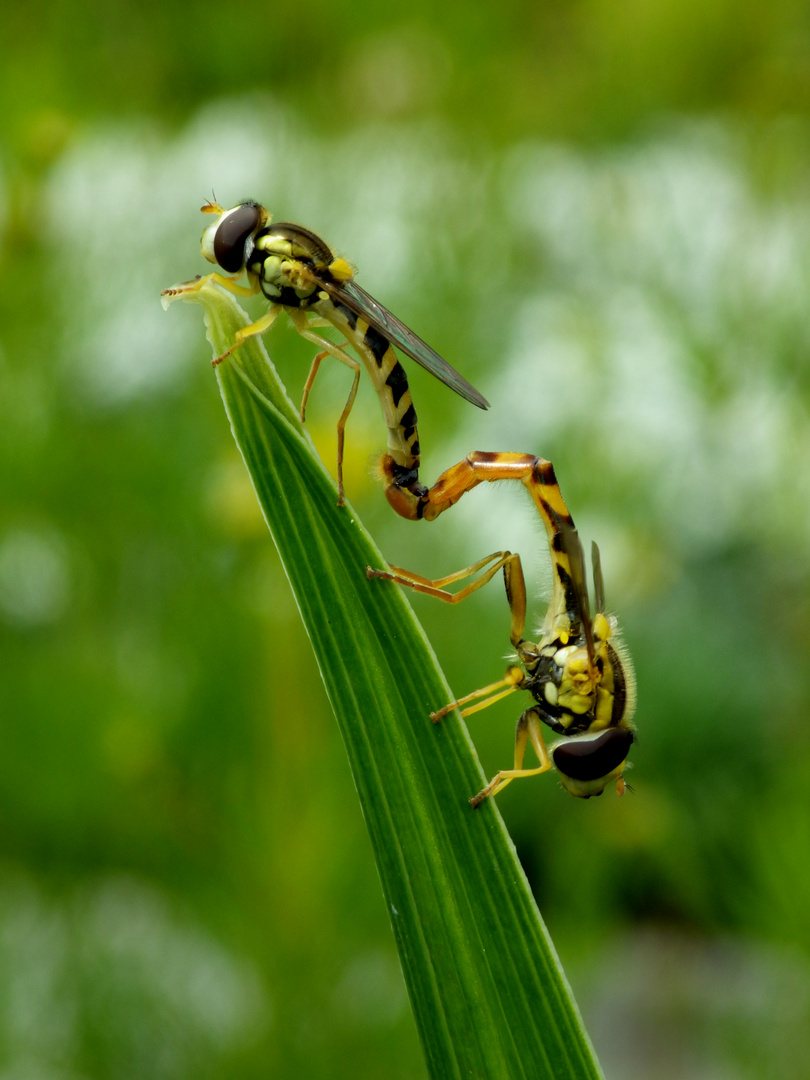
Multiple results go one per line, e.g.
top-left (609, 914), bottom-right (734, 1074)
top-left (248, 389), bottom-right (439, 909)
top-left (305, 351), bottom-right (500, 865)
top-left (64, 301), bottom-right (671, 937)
top-left (430, 666), bottom-right (525, 723)
top-left (300, 352), bottom-right (329, 422)
top-left (161, 273), bottom-right (281, 366)
top-left (288, 311), bottom-right (361, 506)
top-left (368, 544), bottom-right (528, 653)
top-left (161, 272), bottom-right (260, 301)
top-left (470, 708), bottom-right (553, 807)
top-left (367, 550), bottom-right (518, 605)
top-left (367, 552), bottom-right (530, 721)
top-left (211, 307), bottom-right (281, 367)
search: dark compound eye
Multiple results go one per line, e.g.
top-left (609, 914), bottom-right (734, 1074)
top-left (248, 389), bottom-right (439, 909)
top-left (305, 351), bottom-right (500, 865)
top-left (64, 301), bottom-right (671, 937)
top-left (552, 727), bottom-right (634, 783)
top-left (214, 203), bottom-right (261, 273)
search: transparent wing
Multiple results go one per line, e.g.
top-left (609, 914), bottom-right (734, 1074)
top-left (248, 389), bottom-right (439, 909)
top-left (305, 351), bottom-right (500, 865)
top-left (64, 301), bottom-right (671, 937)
top-left (317, 277), bottom-right (490, 410)
top-left (591, 541), bottom-right (606, 614)
top-left (558, 520), bottom-right (596, 668)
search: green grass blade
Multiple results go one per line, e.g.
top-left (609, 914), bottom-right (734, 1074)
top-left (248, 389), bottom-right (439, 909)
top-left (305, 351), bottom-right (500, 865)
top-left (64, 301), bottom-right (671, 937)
top-left (164, 280), bottom-right (605, 1080)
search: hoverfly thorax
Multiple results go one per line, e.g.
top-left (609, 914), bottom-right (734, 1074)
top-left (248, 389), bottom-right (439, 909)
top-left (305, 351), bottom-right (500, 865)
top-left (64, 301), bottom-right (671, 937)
top-left (524, 634), bottom-right (594, 732)
top-left (550, 617), bottom-right (635, 798)
top-left (522, 554), bottom-right (636, 797)
top-left (200, 201), bottom-right (268, 274)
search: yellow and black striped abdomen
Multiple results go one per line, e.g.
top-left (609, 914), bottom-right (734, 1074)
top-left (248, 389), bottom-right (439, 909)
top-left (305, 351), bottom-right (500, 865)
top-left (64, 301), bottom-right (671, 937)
top-left (353, 317), bottom-right (421, 469)
top-left (318, 298), bottom-right (429, 514)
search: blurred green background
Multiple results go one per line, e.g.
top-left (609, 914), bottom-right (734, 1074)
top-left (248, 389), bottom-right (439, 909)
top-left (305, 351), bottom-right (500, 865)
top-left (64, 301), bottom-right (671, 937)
top-left (3, 2), bottom-right (810, 1077)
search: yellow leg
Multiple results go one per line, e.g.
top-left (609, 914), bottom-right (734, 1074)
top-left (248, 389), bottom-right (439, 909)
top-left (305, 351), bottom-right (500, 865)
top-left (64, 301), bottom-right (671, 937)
top-left (288, 310), bottom-right (361, 506)
top-left (368, 543), bottom-right (528, 652)
top-left (211, 307), bottom-right (281, 367)
top-left (431, 666), bottom-right (525, 723)
top-left (367, 550), bottom-right (517, 604)
top-left (367, 552), bottom-right (530, 722)
top-left (300, 351), bottom-right (328, 423)
top-left (161, 271), bottom-right (260, 301)
top-left (161, 273), bottom-right (277, 366)
top-left (470, 708), bottom-right (552, 807)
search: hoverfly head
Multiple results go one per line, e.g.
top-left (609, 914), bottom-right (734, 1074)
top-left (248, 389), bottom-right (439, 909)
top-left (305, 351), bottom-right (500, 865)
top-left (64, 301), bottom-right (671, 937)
top-left (200, 201), bottom-right (268, 273)
top-left (552, 726), bottom-right (635, 798)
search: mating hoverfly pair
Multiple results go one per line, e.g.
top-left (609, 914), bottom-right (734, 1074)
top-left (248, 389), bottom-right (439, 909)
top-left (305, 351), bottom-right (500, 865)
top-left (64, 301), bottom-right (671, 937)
top-left (164, 201), bottom-right (636, 803)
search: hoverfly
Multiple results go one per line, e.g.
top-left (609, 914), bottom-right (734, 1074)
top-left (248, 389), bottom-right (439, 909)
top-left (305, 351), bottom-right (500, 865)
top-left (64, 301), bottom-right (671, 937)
top-left (367, 451), bottom-right (636, 802)
top-left (162, 201), bottom-right (489, 512)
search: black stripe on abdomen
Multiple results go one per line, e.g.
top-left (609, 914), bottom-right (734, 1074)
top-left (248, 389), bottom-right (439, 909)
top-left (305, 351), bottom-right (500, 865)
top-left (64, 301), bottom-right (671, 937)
top-left (364, 325), bottom-right (388, 365)
top-left (400, 403), bottom-right (417, 442)
top-left (385, 363), bottom-right (409, 407)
